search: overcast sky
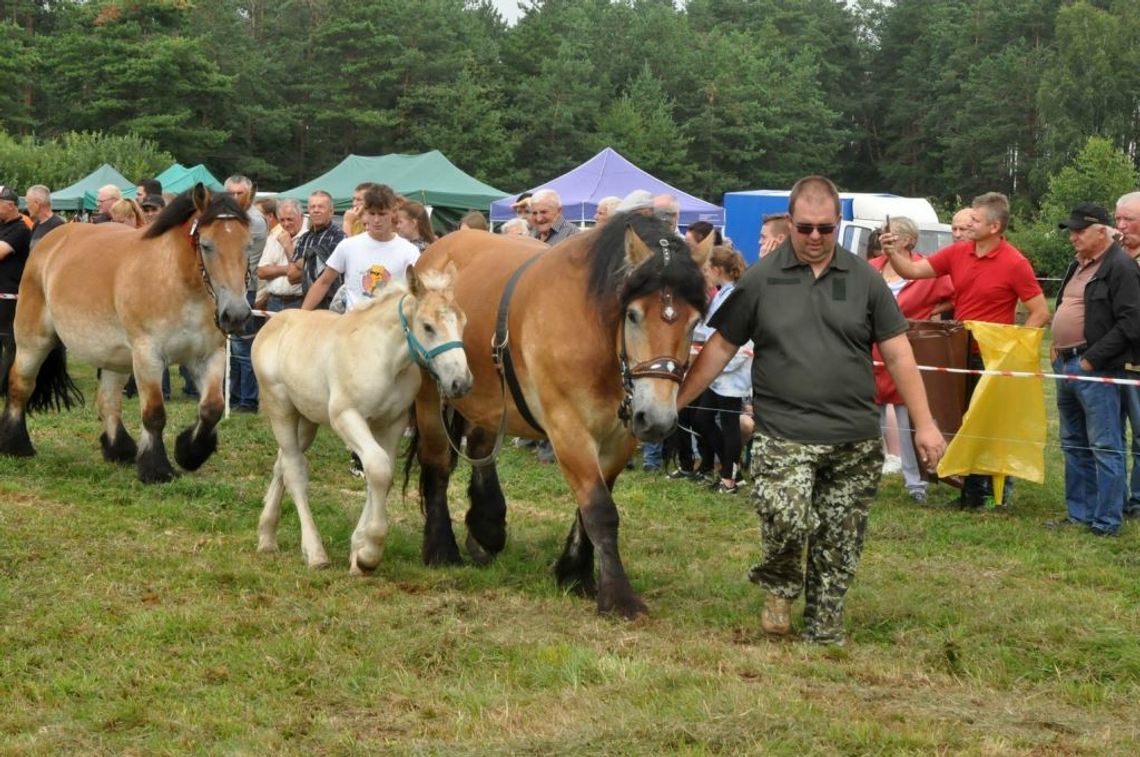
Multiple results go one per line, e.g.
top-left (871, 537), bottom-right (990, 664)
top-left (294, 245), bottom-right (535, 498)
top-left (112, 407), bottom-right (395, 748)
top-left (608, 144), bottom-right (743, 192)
top-left (490, 0), bottom-right (524, 25)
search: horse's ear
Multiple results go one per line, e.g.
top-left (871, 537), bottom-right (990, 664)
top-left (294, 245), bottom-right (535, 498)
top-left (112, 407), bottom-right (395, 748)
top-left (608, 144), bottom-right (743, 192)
top-left (691, 228), bottom-right (715, 268)
top-left (191, 183), bottom-right (209, 214)
top-left (406, 264), bottom-right (422, 297)
top-left (623, 224), bottom-right (654, 268)
top-left (443, 261), bottom-right (458, 287)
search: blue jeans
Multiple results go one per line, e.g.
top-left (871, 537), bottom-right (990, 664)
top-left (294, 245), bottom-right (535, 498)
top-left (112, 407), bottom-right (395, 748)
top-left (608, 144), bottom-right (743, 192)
top-left (1054, 355), bottom-right (1125, 533)
top-left (1119, 383), bottom-right (1140, 515)
top-left (267, 294), bottom-right (303, 313)
top-left (228, 291), bottom-right (260, 411)
top-left (961, 351), bottom-right (1013, 505)
top-left (642, 441), bottom-right (663, 470)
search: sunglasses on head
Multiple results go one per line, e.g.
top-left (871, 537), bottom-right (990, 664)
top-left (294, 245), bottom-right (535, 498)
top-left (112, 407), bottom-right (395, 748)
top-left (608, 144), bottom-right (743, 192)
top-left (793, 222), bottom-right (837, 235)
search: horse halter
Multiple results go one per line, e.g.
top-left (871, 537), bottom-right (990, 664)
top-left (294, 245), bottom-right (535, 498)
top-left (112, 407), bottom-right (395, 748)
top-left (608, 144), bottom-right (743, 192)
top-left (616, 238), bottom-right (690, 426)
top-left (189, 214), bottom-right (249, 332)
top-left (398, 293), bottom-right (465, 383)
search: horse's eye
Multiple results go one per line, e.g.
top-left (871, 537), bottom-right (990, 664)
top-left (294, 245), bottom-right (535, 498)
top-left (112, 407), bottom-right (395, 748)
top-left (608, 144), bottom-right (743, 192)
top-left (423, 324), bottom-right (436, 336)
top-left (626, 309), bottom-right (640, 326)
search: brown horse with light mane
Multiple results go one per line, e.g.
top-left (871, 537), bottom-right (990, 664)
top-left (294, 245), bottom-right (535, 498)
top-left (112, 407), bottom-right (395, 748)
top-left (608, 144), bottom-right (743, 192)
top-left (0, 184), bottom-right (252, 483)
top-left (410, 214), bottom-right (711, 619)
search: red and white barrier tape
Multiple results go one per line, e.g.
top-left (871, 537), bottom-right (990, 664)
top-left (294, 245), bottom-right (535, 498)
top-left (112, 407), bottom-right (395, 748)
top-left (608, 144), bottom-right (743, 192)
top-left (7, 291), bottom-right (1140, 387)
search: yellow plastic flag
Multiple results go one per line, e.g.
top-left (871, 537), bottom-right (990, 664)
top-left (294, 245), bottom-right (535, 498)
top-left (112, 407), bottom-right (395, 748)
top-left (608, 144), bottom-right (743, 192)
top-left (936, 321), bottom-right (1047, 499)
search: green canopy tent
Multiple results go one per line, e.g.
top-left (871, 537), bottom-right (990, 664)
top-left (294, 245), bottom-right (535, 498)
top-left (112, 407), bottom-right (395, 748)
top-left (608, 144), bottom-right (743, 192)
top-left (49, 164), bottom-right (134, 212)
top-left (277, 150), bottom-right (508, 231)
top-left (155, 163), bottom-right (189, 187)
top-left (80, 162), bottom-right (224, 210)
top-left (154, 163), bottom-right (225, 194)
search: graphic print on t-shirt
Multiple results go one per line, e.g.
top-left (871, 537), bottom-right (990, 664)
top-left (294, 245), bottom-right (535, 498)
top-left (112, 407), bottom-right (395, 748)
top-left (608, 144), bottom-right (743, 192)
top-left (362, 264), bottom-right (392, 297)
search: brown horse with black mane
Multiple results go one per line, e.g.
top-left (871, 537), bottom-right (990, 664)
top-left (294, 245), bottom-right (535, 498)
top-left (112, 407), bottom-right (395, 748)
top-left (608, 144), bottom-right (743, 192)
top-left (0, 183), bottom-right (252, 483)
top-left (410, 214), bottom-right (711, 618)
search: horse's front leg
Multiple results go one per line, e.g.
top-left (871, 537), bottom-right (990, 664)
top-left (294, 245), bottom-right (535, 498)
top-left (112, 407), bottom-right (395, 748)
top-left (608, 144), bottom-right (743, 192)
top-left (413, 384), bottom-right (463, 566)
top-left (261, 412), bottom-right (327, 568)
top-left (174, 349), bottom-right (225, 471)
top-left (332, 409), bottom-right (394, 575)
top-left (96, 368), bottom-right (136, 463)
top-left (463, 424), bottom-right (509, 565)
top-left (551, 424), bottom-right (647, 619)
top-left (133, 351), bottom-right (177, 484)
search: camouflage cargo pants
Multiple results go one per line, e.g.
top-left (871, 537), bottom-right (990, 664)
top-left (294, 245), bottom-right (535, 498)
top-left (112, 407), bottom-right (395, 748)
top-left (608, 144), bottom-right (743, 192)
top-left (746, 432), bottom-right (883, 644)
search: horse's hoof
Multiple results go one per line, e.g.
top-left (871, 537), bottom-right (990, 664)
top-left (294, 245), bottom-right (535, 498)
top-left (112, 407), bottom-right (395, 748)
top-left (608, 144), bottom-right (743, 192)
top-left (175, 425), bottom-right (218, 471)
top-left (554, 558), bottom-right (596, 597)
top-left (100, 425), bottom-right (137, 464)
top-left (256, 537), bottom-right (278, 554)
top-left (0, 443), bottom-right (35, 458)
top-left (597, 588), bottom-right (649, 620)
top-left (350, 545), bottom-right (383, 575)
top-left (423, 545), bottom-right (463, 567)
top-left (0, 416), bottom-right (36, 458)
top-left (137, 464), bottom-right (179, 484)
top-left (565, 578), bottom-right (598, 599)
top-left (465, 531), bottom-right (496, 566)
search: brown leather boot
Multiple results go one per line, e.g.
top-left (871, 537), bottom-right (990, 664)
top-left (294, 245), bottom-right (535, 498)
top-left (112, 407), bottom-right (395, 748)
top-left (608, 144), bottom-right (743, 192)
top-left (761, 594), bottom-right (792, 636)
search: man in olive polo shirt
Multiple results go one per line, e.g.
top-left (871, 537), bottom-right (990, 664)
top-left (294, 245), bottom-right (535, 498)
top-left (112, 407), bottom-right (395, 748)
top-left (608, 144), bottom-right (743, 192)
top-left (678, 175), bottom-right (946, 645)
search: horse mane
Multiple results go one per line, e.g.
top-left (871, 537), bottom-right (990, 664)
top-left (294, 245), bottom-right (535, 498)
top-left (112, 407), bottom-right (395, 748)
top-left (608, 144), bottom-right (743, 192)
top-left (345, 281), bottom-right (409, 318)
top-left (585, 211), bottom-right (708, 317)
top-left (142, 190), bottom-right (249, 239)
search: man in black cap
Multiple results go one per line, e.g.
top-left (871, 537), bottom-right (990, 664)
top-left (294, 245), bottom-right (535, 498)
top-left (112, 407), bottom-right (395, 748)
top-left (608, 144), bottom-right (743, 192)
top-left (140, 194), bottom-right (165, 225)
top-left (1049, 202), bottom-right (1140, 537)
top-left (0, 184), bottom-right (32, 375)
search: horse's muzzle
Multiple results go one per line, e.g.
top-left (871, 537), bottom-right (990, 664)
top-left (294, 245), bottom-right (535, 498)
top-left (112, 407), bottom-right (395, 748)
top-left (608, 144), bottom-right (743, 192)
top-left (440, 369), bottom-right (474, 399)
top-left (631, 406), bottom-right (677, 443)
top-left (219, 299), bottom-right (253, 336)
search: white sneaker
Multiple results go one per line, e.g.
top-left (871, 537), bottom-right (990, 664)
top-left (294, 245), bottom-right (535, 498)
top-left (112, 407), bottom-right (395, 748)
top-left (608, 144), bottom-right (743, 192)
top-left (881, 454), bottom-right (902, 475)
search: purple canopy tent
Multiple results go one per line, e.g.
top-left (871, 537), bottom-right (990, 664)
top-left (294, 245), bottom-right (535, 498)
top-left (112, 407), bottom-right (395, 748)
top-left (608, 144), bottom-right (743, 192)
top-left (490, 147), bottom-right (724, 228)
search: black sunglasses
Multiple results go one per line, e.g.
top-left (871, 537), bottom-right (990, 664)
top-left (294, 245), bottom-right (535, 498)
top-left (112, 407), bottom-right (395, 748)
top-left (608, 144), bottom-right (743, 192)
top-left (793, 222), bottom-right (837, 235)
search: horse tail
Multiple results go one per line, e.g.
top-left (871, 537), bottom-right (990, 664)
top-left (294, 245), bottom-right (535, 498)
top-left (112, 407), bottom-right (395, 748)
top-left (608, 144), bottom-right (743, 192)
top-left (26, 344), bottom-right (84, 414)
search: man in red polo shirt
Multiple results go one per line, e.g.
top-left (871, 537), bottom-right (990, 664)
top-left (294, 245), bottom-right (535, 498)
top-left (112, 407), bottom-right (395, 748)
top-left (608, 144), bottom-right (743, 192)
top-left (882, 191), bottom-right (1049, 509)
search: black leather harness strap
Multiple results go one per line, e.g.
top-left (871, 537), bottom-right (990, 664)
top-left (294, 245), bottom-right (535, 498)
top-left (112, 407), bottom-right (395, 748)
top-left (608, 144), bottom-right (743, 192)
top-left (492, 252), bottom-right (547, 435)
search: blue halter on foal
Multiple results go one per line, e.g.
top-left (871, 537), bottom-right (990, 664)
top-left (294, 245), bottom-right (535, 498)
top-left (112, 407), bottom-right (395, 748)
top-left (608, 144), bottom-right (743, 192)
top-left (398, 293), bottom-right (465, 380)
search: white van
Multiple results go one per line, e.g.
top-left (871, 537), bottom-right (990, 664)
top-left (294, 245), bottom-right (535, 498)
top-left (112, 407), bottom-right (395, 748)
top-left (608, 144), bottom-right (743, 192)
top-left (837, 193), bottom-right (952, 258)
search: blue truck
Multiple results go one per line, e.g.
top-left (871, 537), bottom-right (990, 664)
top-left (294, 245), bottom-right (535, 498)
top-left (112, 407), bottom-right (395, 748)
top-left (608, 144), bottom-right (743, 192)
top-left (724, 190), bottom-right (951, 263)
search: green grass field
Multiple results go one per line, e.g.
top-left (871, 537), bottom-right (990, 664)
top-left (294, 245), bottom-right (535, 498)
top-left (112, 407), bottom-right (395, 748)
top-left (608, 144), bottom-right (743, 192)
top-left (1, 364), bottom-right (1138, 754)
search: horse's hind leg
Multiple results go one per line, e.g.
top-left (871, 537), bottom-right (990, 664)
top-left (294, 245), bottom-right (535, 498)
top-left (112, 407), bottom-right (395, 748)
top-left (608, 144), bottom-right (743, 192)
top-left (414, 385), bottom-right (462, 566)
top-left (555, 510), bottom-right (597, 598)
top-left (96, 369), bottom-right (137, 463)
top-left (257, 449), bottom-right (289, 554)
top-left (0, 346), bottom-right (44, 458)
top-left (464, 425), bottom-right (508, 566)
top-left (0, 301), bottom-right (63, 458)
top-left (175, 350), bottom-right (224, 471)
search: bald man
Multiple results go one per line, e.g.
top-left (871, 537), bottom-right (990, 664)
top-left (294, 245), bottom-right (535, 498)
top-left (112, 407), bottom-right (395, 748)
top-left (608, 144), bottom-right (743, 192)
top-left (529, 189), bottom-right (578, 246)
top-left (950, 208), bottom-right (972, 242)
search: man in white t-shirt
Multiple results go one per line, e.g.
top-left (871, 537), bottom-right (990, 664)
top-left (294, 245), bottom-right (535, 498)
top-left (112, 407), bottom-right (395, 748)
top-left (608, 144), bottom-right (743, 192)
top-left (301, 184), bottom-right (420, 311)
